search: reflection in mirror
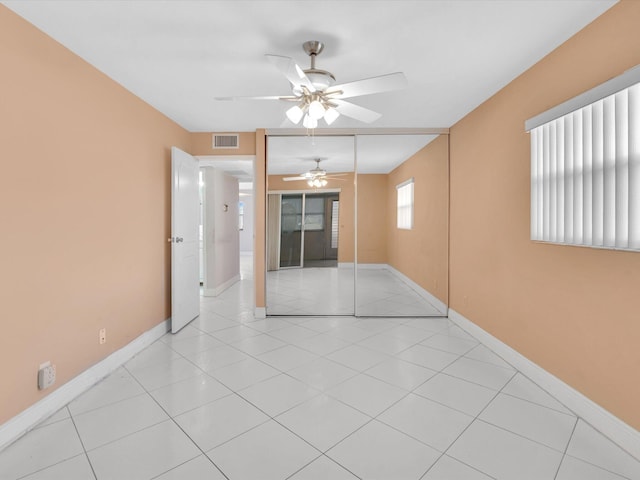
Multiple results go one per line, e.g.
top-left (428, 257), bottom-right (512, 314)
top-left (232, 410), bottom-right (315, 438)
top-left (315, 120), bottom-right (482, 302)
top-left (266, 135), bottom-right (355, 315)
top-left (356, 134), bottom-right (449, 316)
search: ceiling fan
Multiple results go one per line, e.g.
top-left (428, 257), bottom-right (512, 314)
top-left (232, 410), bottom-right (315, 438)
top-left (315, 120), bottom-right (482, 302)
top-left (215, 40), bottom-right (408, 128)
top-left (283, 159), bottom-right (348, 187)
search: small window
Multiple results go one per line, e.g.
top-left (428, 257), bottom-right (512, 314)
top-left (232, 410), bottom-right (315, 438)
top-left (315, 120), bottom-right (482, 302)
top-left (397, 179), bottom-right (414, 230)
top-left (331, 200), bottom-right (339, 248)
top-left (238, 201), bottom-right (244, 231)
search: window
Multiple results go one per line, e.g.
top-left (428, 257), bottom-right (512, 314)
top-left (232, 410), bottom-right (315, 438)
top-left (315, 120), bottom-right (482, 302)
top-left (238, 201), bottom-right (244, 230)
top-left (331, 200), bottom-right (339, 248)
top-left (397, 179), bottom-right (414, 230)
top-left (526, 66), bottom-right (640, 250)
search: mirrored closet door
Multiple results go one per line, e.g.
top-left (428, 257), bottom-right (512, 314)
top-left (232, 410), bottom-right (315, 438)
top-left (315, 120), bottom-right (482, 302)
top-left (265, 131), bottom-right (449, 317)
top-left (266, 135), bottom-right (355, 316)
top-left (355, 134), bottom-right (449, 317)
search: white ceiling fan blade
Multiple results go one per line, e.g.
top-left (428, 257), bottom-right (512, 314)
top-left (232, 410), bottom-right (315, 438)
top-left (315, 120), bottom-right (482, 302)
top-left (266, 54), bottom-right (316, 93)
top-left (214, 95), bottom-right (296, 101)
top-left (332, 99), bottom-right (382, 123)
top-left (282, 176), bottom-right (307, 181)
top-left (326, 72), bottom-right (407, 99)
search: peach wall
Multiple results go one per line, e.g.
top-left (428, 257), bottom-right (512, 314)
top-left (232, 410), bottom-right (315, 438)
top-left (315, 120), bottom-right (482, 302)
top-left (449, 0), bottom-right (640, 429)
top-left (387, 135), bottom-right (449, 305)
top-left (0, 6), bottom-right (191, 424)
top-left (191, 132), bottom-right (256, 156)
top-left (357, 174), bottom-right (389, 264)
top-left (267, 174), bottom-right (356, 264)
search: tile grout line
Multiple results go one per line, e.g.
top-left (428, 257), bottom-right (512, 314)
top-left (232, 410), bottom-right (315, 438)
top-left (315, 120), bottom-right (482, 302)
top-left (557, 427), bottom-right (638, 480)
top-left (11, 407), bottom-right (97, 480)
top-left (150, 318), bottom-right (370, 478)
top-left (552, 417), bottom-right (579, 480)
top-left (196, 317), bottom-right (438, 477)
top-left (417, 369), bottom-right (517, 480)
top-left (122, 364), bottom-right (231, 480)
top-left (65, 407), bottom-right (99, 480)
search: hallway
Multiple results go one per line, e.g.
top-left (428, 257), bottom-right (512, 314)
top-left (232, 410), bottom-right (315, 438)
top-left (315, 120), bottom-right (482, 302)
top-left (1, 268), bottom-right (639, 479)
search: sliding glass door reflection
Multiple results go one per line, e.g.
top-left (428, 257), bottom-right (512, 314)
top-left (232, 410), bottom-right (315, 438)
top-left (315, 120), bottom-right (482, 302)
top-left (279, 194), bottom-right (302, 268)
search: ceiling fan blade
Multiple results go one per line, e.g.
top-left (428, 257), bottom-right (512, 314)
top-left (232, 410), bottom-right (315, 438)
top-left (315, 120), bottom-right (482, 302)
top-left (332, 99), bottom-right (382, 123)
top-left (214, 95), bottom-right (296, 101)
top-left (266, 54), bottom-right (316, 93)
top-left (282, 176), bottom-right (307, 181)
top-left (326, 72), bottom-right (407, 99)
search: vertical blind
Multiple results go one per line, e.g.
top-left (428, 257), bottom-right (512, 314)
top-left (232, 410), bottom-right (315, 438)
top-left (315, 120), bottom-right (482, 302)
top-left (397, 179), bottom-right (414, 230)
top-left (331, 200), bottom-right (339, 249)
top-left (529, 82), bottom-right (640, 250)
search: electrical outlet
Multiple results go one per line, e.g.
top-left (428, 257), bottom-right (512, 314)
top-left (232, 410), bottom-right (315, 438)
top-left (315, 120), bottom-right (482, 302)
top-left (99, 328), bottom-right (106, 345)
top-left (37, 362), bottom-right (56, 390)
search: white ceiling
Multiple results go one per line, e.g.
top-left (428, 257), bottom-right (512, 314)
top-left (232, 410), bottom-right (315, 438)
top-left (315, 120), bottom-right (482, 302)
top-left (3, 0), bottom-right (617, 175)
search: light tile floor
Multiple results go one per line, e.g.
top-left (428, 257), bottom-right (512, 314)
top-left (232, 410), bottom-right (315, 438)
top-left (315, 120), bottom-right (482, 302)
top-left (267, 266), bottom-right (444, 317)
top-left (2, 261), bottom-right (640, 479)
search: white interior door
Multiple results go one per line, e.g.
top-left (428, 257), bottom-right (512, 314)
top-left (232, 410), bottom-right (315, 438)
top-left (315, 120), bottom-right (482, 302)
top-left (171, 146), bottom-right (200, 333)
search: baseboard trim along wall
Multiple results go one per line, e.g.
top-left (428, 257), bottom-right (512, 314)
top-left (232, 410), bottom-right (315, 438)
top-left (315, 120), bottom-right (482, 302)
top-left (448, 308), bottom-right (640, 461)
top-left (203, 274), bottom-right (241, 297)
top-left (385, 265), bottom-right (448, 314)
top-left (0, 318), bottom-right (171, 452)
top-left (254, 307), bottom-right (266, 318)
top-left (340, 262), bottom-right (448, 314)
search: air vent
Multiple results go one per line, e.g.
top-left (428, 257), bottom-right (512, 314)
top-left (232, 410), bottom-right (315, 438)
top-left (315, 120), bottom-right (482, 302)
top-left (213, 134), bottom-right (239, 149)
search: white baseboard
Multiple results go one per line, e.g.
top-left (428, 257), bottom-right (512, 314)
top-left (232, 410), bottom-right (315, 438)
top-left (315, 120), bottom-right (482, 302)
top-left (254, 307), bottom-right (266, 318)
top-left (385, 265), bottom-right (448, 314)
top-left (203, 274), bottom-right (240, 297)
top-left (448, 308), bottom-right (640, 461)
top-left (338, 262), bottom-right (354, 269)
top-left (354, 263), bottom-right (386, 270)
top-left (0, 318), bottom-right (170, 452)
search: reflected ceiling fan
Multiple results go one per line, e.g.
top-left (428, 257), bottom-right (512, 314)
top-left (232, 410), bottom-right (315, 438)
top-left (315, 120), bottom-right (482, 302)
top-left (215, 40), bottom-right (408, 128)
top-left (283, 159), bottom-right (347, 187)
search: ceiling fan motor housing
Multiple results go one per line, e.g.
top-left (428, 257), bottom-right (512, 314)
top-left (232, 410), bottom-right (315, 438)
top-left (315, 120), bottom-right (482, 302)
top-left (302, 41), bottom-right (335, 91)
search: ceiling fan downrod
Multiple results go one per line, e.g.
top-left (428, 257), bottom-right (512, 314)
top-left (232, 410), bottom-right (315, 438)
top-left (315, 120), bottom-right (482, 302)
top-left (303, 40), bottom-right (324, 69)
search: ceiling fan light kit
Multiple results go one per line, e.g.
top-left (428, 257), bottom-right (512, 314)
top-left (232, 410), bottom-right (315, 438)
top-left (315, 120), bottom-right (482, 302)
top-left (286, 105), bottom-right (304, 124)
top-left (215, 40), bottom-right (407, 131)
top-left (308, 178), bottom-right (328, 188)
top-left (302, 114), bottom-right (318, 129)
top-left (283, 158), bottom-right (348, 188)
top-left (323, 107), bottom-right (340, 125)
